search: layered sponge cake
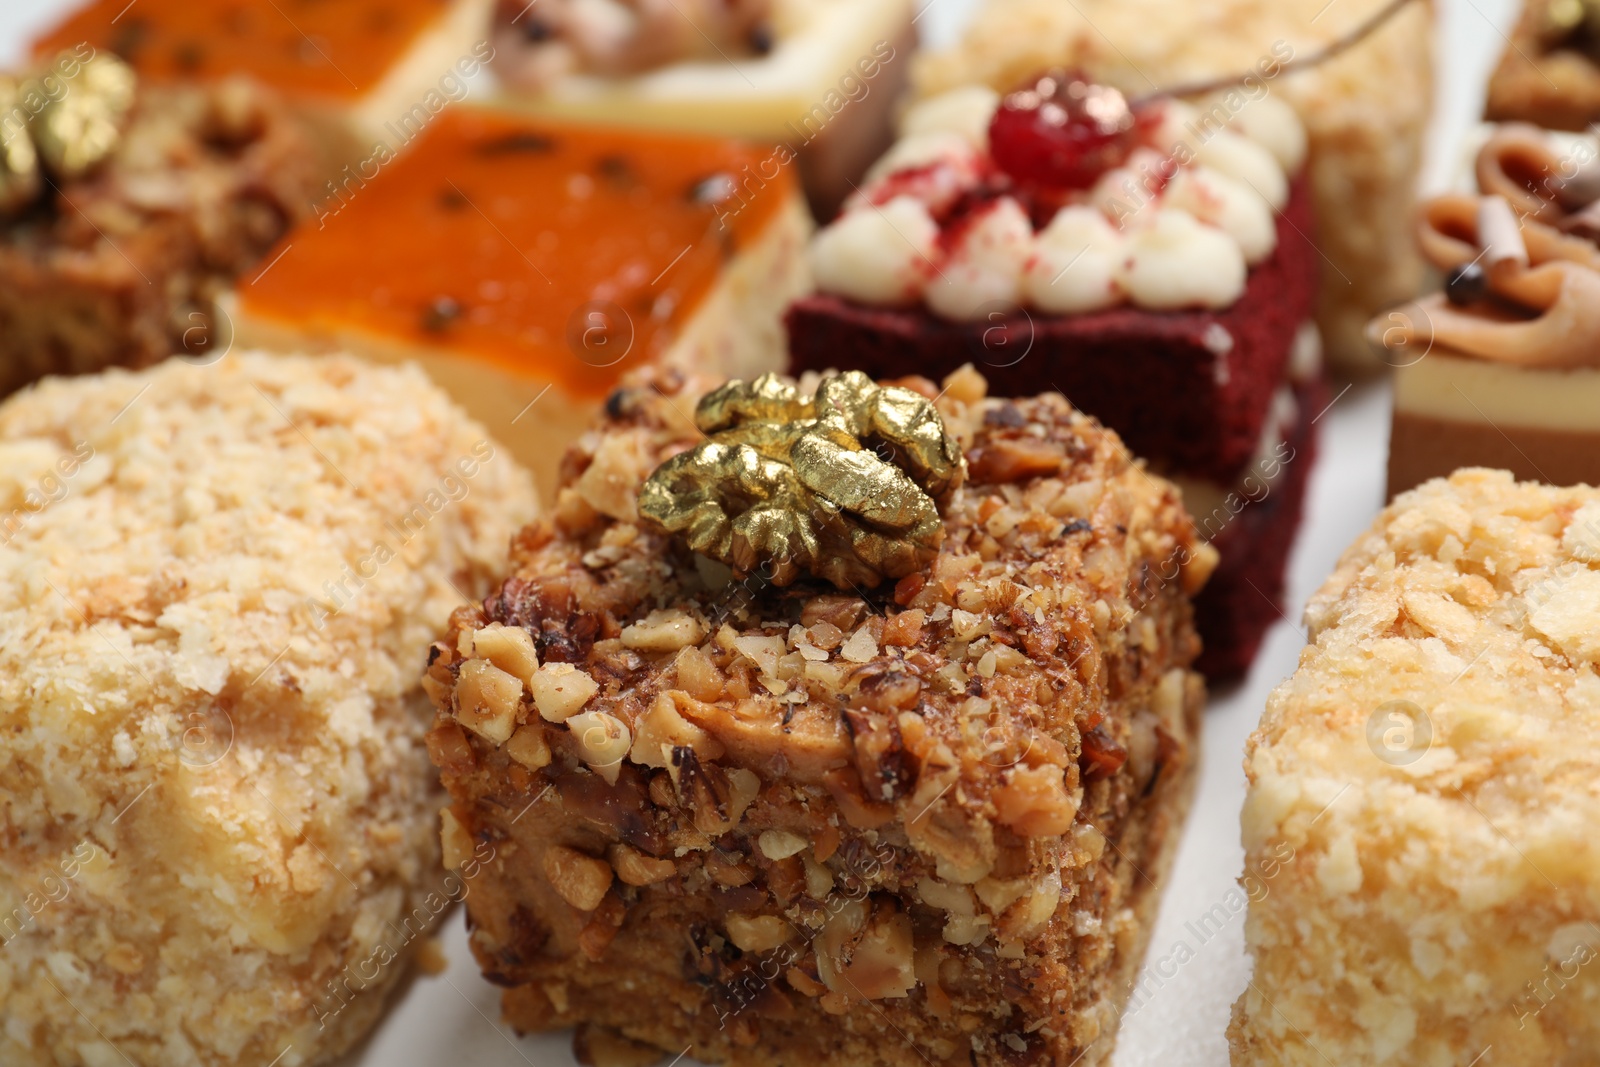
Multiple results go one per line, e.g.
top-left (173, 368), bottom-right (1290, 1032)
top-left (0, 354), bottom-right (537, 1066)
top-left (1232, 469), bottom-right (1600, 1065)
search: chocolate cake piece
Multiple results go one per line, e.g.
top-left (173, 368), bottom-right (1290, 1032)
top-left (424, 365), bottom-right (1214, 1067)
top-left (786, 176), bottom-right (1318, 486)
top-left (1186, 378), bottom-right (1322, 678)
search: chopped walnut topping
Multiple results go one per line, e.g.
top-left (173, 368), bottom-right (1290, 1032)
top-left (454, 659), bottom-right (523, 745)
top-left (531, 662), bottom-right (600, 722)
top-left (621, 609), bottom-right (707, 652)
top-left (725, 913), bottom-right (793, 954)
top-left (506, 724), bottom-right (552, 769)
top-left (543, 845), bottom-right (614, 912)
top-left (440, 808), bottom-right (473, 871)
top-left (469, 623), bottom-right (540, 686)
top-left (567, 710), bottom-right (631, 784)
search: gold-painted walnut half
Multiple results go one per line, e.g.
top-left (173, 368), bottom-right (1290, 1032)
top-left (29, 53), bottom-right (137, 181)
top-left (638, 371), bottom-right (966, 590)
top-left (0, 52), bottom-right (137, 218)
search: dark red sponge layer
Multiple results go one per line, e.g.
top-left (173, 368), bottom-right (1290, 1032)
top-left (1191, 379), bottom-right (1322, 680)
top-left (786, 177), bottom-right (1318, 485)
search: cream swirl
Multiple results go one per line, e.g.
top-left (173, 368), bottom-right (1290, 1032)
top-left (1374, 126), bottom-right (1600, 370)
top-left (812, 86), bottom-right (1300, 321)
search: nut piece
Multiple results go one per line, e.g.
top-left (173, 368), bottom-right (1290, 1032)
top-left (608, 844), bottom-right (676, 886)
top-left (567, 710), bottom-right (631, 784)
top-left (758, 830), bottom-right (809, 860)
top-left (621, 608), bottom-right (706, 652)
top-left (816, 899), bottom-right (917, 1000)
top-left (629, 691), bottom-right (724, 768)
top-left (470, 623), bottom-right (539, 685)
top-left (637, 371), bottom-right (967, 590)
top-left (725, 913), bottom-right (793, 953)
top-left (506, 724), bottom-right (552, 769)
top-left (29, 53), bottom-right (137, 181)
top-left (543, 845), bottom-right (613, 911)
top-left (440, 808), bottom-right (473, 871)
top-left (531, 662), bottom-right (600, 722)
top-left (455, 659), bottom-right (524, 745)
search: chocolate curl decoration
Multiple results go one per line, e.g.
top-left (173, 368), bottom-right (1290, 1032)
top-left (638, 371), bottom-right (966, 590)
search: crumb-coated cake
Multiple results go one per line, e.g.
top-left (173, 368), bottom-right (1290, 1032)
top-left (233, 107), bottom-right (811, 504)
top-left (1376, 125), bottom-right (1600, 496)
top-left (0, 51), bottom-right (317, 396)
top-left (788, 71), bottom-right (1321, 677)
top-left (488, 0), bottom-right (915, 218)
top-left (1231, 469), bottom-right (1600, 1065)
top-left (1487, 0), bottom-right (1600, 131)
top-left (0, 353), bottom-right (537, 1067)
top-left (425, 364), bottom-right (1215, 1066)
top-left (911, 0), bottom-right (1435, 372)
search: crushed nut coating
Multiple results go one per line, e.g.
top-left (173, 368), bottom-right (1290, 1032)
top-left (638, 370), bottom-right (966, 590)
top-left (428, 365), bottom-right (1211, 1067)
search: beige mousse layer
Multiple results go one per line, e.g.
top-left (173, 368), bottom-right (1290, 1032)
top-left (1389, 351), bottom-right (1600, 496)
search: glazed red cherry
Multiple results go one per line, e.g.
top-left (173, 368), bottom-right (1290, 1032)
top-left (988, 70), bottom-right (1142, 191)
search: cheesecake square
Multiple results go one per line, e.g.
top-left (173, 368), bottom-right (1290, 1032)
top-left (487, 0), bottom-right (915, 217)
top-left (33, 0), bottom-right (494, 160)
top-left (0, 55), bottom-right (318, 396)
top-left (1231, 469), bottom-right (1600, 1065)
top-left (231, 106), bottom-right (812, 501)
top-left (424, 365), bottom-right (1212, 1067)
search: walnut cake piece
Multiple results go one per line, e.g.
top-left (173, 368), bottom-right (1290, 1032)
top-left (1231, 469), bottom-right (1600, 1065)
top-left (426, 364), bottom-right (1214, 1066)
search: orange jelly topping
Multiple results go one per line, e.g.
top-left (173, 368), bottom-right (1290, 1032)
top-left (34, 0), bottom-right (457, 100)
top-left (240, 108), bottom-right (794, 398)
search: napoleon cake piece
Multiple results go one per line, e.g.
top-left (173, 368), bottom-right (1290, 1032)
top-left (1231, 469), bottom-right (1600, 1066)
top-left (1487, 0), bottom-right (1600, 131)
top-left (0, 353), bottom-right (538, 1067)
top-left (911, 0), bottom-right (1434, 373)
top-left (788, 70), bottom-right (1321, 677)
top-left (488, 0), bottom-right (914, 217)
top-left (232, 106), bottom-right (812, 502)
top-left (425, 364), bottom-right (1213, 1067)
top-left (0, 49), bottom-right (317, 397)
top-left (1376, 125), bottom-right (1600, 497)
top-left (32, 0), bottom-right (493, 158)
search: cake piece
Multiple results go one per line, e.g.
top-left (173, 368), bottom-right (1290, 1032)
top-left (231, 106), bottom-right (812, 501)
top-left (788, 72), bottom-right (1321, 677)
top-left (1231, 469), bottom-right (1600, 1066)
top-left (0, 51), bottom-right (317, 397)
top-left (911, 0), bottom-right (1434, 373)
top-left (1487, 0), bottom-right (1600, 131)
top-left (488, 0), bottom-right (915, 217)
top-left (1377, 125), bottom-right (1600, 497)
top-left (0, 353), bottom-right (538, 1067)
top-left (425, 365), bottom-right (1214, 1067)
top-left (32, 0), bottom-right (493, 158)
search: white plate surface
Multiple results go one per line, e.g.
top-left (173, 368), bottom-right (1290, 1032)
top-left (0, 2), bottom-right (1517, 1063)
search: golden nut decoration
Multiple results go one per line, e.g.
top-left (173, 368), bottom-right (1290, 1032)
top-left (29, 53), bottom-right (138, 182)
top-left (0, 77), bottom-right (42, 215)
top-left (639, 371), bottom-right (966, 590)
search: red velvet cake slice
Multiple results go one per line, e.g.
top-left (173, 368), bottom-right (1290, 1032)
top-left (785, 72), bottom-right (1324, 677)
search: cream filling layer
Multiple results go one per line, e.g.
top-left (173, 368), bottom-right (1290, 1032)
top-left (1394, 352), bottom-right (1600, 434)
